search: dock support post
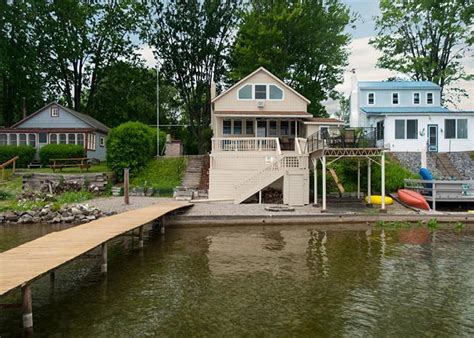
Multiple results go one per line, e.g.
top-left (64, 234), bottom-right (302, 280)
top-left (22, 284), bottom-right (33, 332)
top-left (357, 160), bottom-right (361, 199)
top-left (100, 243), bottom-right (107, 273)
top-left (321, 156), bottom-right (327, 212)
top-left (313, 159), bottom-right (318, 205)
top-left (50, 271), bottom-right (55, 285)
top-left (432, 182), bottom-right (436, 211)
top-left (259, 190), bottom-right (262, 204)
top-left (367, 158), bottom-right (372, 206)
top-left (124, 168), bottom-right (130, 205)
top-left (138, 226), bottom-right (144, 248)
top-left (380, 153), bottom-right (386, 212)
top-left (161, 217), bottom-right (166, 234)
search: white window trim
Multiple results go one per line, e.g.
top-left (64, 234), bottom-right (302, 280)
top-left (391, 92), bottom-right (400, 105)
top-left (413, 92), bottom-right (420, 105)
top-left (51, 107), bottom-right (59, 117)
top-left (254, 83), bottom-right (268, 100)
top-left (237, 84), bottom-right (253, 101)
top-left (426, 92), bottom-right (434, 105)
top-left (367, 92), bottom-right (376, 105)
top-left (268, 84), bottom-right (284, 101)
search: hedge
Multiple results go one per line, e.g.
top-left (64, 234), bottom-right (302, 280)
top-left (0, 145), bottom-right (36, 168)
top-left (39, 144), bottom-right (85, 165)
top-left (106, 121), bottom-right (156, 178)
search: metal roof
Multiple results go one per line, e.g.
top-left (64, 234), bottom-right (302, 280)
top-left (359, 81), bottom-right (440, 90)
top-left (360, 107), bottom-right (474, 115)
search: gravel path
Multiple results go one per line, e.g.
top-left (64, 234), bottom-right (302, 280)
top-left (87, 197), bottom-right (173, 214)
top-left (86, 196), bottom-right (415, 216)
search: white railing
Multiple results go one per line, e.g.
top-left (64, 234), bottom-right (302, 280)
top-left (212, 137), bottom-right (281, 154)
top-left (233, 154), bottom-right (308, 203)
top-left (295, 137), bottom-right (308, 154)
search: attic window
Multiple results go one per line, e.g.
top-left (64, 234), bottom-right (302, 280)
top-left (368, 93), bottom-right (375, 105)
top-left (269, 85), bottom-right (283, 100)
top-left (254, 85), bottom-right (267, 100)
top-left (238, 85), bottom-right (252, 100)
top-left (427, 92), bottom-right (434, 104)
top-left (392, 92), bottom-right (399, 105)
top-left (51, 107), bottom-right (59, 117)
top-left (413, 92), bottom-right (420, 104)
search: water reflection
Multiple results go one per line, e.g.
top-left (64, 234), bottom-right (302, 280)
top-left (0, 225), bottom-right (473, 336)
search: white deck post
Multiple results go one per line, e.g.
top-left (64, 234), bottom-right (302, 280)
top-left (322, 156), bottom-right (327, 212)
top-left (357, 160), bottom-right (361, 199)
top-left (381, 152), bottom-right (386, 212)
top-left (313, 159), bottom-right (318, 205)
top-left (367, 158), bottom-right (372, 205)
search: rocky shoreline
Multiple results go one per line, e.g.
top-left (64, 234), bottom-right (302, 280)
top-left (0, 203), bottom-right (115, 225)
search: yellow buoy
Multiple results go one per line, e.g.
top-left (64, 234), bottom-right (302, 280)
top-left (365, 195), bottom-right (394, 205)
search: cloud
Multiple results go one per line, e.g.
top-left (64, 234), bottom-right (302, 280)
top-left (326, 36), bottom-right (474, 115)
top-left (137, 44), bottom-right (156, 68)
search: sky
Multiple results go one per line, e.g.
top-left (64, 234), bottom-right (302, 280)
top-left (139, 0), bottom-right (473, 114)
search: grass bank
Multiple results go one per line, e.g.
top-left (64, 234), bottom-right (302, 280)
top-left (131, 157), bottom-right (187, 192)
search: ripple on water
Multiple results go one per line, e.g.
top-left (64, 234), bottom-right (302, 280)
top-left (0, 226), bottom-right (474, 336)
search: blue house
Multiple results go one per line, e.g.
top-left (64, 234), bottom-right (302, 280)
top-left (0, 102), bottom-right (109, 161)
top-left (350, 74), bottom-right (474, 153)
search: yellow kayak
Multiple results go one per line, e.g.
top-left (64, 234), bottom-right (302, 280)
top-left (468, 210), bottom-right (474, 213)
top-left (365, 195), bottom-right (394, 205)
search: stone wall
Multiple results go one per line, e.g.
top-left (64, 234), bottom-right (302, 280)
top-left (22, 172), bottom-right (114, 192)
top-left (447, 152), bottom-right (474, 179)
top-left (391, 152), bottom-right (442, 178)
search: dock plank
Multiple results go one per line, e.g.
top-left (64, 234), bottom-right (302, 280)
top-left (0, 201), bottom-right (190, 296)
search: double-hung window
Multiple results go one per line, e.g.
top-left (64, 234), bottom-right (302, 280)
top-left (427, 92), bottom-right (434, 104)
top-left (413, 92), bottom-right (420, 104)
top-left (246, 120), bottom-right (254, 135)
top-left (368, 93), bottom-right (375, 105)
top-left (223, 120), bottom-right (232, 135)
top-left (233, 120), bottom-right (242, 134)
top-left (392, 92), bottom-right (399, 105)
top-left (254, 85), bottom-right (267, 99)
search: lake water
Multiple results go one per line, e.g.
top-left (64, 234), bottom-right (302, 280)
top-left (1, 224), bottom-right (474, 336)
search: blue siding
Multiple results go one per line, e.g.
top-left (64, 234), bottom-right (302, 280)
top-left (359, 88), bottom-right (441, 108)
top-left (17, 105), bottom-right (90, 129)
top-left (86, 132), bottom-right (107, 161)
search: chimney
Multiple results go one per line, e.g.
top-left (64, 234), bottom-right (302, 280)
top-left (349, 68), bottom-right (359, 128)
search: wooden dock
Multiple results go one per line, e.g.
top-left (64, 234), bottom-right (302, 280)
top-left (0, 201), bottom-right (191, 331)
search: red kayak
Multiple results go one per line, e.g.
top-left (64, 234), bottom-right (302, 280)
top-left (397, 189), bottom-right (430, 210)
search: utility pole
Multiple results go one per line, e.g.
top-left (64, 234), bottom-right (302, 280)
top-left (156, 61), bottom-right (160, 157)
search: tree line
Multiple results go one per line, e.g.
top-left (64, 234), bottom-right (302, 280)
top-left (1, 0), bottom-right (472, 154)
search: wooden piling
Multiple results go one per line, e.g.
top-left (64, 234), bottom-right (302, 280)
top-left (100, 243), bottom-right (107, 273)
top-left (138, 226), bottom-right (144, 248)
top-left (161, 217), bottom-right (166, 234)
top-left (21, 284), bottom-right (33, 331)
top-left (49, 271), bottom-right (55, 285)
top-left (124, 168), bottom-right (130, 205)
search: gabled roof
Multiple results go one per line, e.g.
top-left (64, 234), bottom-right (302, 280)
top-left (359, 81), bottom-right (440, 91)
top-left (212, 67), bottom-right (311, 104)
top-left (11, 102), bottom-right (110, 133)
top-left (361, 107), bottom-right (457, 115)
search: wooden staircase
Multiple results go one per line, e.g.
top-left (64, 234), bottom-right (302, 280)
top-left (429, 153), bottom-right (462, 179)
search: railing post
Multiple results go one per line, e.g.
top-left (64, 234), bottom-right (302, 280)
top-left (367, 159), bottom-right (372, 206)
top-left (322, 155), bottom-right (327, 212)
top-left (380, 152), bottom-right (386, 212)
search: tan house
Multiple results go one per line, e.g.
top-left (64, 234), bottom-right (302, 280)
top-left (209, 67), bottom-right (344, 205)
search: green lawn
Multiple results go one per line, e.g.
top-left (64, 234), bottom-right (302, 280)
top-left (131, 157), bottom-right (187, 190)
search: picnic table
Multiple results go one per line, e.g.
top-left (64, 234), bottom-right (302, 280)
top-left (49, 158), bottom-right (91, 173)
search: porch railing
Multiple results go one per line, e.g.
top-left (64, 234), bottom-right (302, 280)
top-left (212, 137), bottom-right (281, 154)
top-left (307, 127), bottom-right (377, 153)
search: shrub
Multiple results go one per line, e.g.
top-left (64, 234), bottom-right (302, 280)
top-left (39, 144), bottom-right (85, 165)
top-left (0, 145), bottom-right (36, 167)
top-left (106, 121), bottom-right (155, 178)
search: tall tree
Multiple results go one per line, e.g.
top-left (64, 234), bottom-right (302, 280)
top-left (35, 0), bottom-right (147, 111)
top-left (230, 0), bottom-right (352, 116)
top-left (0, 1), bottom-right (45, 126)
top-left (370, 0), bottom-right (473, 104)
top-left (87, 61), bottom-right (182, 129)
top-left (145, 0), bottom-right (241, 154)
